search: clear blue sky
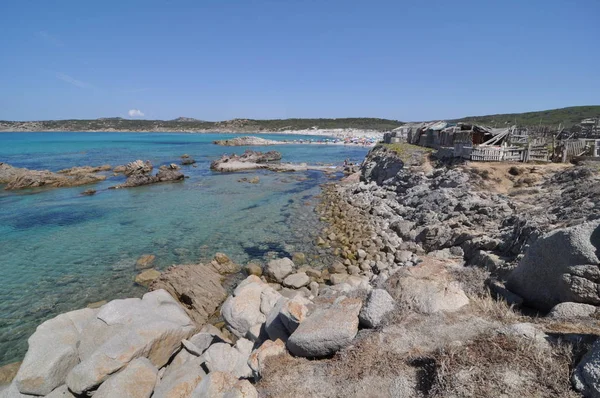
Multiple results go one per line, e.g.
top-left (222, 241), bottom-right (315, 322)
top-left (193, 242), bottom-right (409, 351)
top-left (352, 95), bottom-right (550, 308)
top-left (1, 0), bottom-right (598, 121)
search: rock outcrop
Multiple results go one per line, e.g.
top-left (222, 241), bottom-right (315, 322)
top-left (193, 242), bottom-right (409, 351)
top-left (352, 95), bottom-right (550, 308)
top-left (573, 340), bottom-right (600, 398)
top-left (11, 290), bottom-right (194, 396)
top-left (210, 150), bottom-right (282, 172)
top-left (506, 220), bottom-right (600, 311)
top-left (111, 167), bottom-right (184, 188)
top-left (0, 163), bottom-right (106, 190)
top-left (122, 160), bottom-right (153, 176)
top-left (384, 257), bottom-right (469, 314)
top-left (58, 165), bottom-right (112, 175)
top-left (360, 145), bottom-right (404, 185)
top-left (149, 257), bottom-right (237, 326)
top-left (65, 290), bottom-right (194, 394)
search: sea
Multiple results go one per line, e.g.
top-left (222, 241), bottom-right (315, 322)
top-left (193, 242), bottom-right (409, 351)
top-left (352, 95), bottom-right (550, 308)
top-left (0, 132), bottom-right (369, 365)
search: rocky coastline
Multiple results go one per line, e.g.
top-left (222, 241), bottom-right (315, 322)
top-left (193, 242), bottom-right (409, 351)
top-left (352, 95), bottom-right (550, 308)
top-left (3, 143), bottom-right (600, 397)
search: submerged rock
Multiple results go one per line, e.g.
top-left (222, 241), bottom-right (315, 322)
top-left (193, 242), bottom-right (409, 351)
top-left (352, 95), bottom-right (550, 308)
top-left (135, 269), bottom-right (161, 287)
top-left (135, 254), bottom-right (156, 269)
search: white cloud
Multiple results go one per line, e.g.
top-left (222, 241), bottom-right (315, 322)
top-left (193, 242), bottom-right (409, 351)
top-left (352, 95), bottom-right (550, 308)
top-left (56, 72), bottom-right (91, 89)
top-left (128, 109), bottom-right (145, 117)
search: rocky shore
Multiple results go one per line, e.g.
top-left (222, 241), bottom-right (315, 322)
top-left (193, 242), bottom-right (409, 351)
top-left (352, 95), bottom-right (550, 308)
top-left (0, 159), bottom-right (187, 192)
top-left (3, 143), bottom-right (600, 397)
top-left (213, 136), bottom-right (283, 146)
top-left (210, 150), bottom-right (339, 174)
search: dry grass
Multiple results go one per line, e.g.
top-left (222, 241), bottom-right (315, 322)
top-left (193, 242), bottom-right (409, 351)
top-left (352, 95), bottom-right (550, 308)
top-left (430, 333), bottom-right (578, 397)
top-left (469, 292), bottom-right (524, 324)
top-left (449, 266), bottom-right (490, 298)
top-left (463, 161), bottom-right (571, 195)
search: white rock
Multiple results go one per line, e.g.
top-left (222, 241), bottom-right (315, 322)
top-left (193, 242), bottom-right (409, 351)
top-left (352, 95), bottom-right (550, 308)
top-left (266, 258), bottom-right (294, 283)
top-left (287, 297), bottom-right (362, 357)
top-left (153, 356), bottom-right (205, 398)
top-left (46, 384), bottom-right (76, 397)
top-left (93, 357), bottom-right (158, 398)
top-left (221, 277), bottom-right (267, 338)
top-left (66, 290), bottom-right (194, 394)
top-left (202, 341), bottom-right (253, 379)
top-left (191, 371), bottom-right (257, 398)
top-left (265, 296), bottom-right (310, 342)
top-left (282, 272), bottom-right (310, 289)
top-left (14, 308), bottom-right (97, 395)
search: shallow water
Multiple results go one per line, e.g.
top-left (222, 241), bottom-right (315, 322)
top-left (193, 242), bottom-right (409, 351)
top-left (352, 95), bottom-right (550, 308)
top-left (0, 132), bottom-right (369, 365)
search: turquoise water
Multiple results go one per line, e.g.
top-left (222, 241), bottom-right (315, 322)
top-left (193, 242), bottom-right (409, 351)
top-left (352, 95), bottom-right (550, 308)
top-left (0, 132), bottom-right (369, 365)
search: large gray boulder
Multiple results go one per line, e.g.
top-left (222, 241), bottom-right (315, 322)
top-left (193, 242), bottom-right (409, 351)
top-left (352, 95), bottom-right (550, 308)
top-left (66, 290), bottom-right (195, 394)
top-left (93, 357), bottom-right (158, 398)
top-left (191, 371), bottom-right (258, 398)
top-left (221, 276), bottom-right (281, 340)
top-left (359, 289), bottom-right (395, 328)
top-left (573, 340), bottom-right (600, 398)
top-left (384, 257), bottom-right (469, 314)
top-left (264, 296), bottom-right (310, 342)
top-left (202, 339), bottom-right (253, 379)
top-left (282, 272), bottom-right (310, 289)
top-left (266, 258), bottom-right (294, 283)
top-left (287, 297), bottom-right (361, 357)
top-left (547, 302), bottom-right (598, 320)
top-left (14, 308), bottom-right (97, 395)
top-left (507, 220), bottom-right (600, 311)
top-left (153, 356), bottom-right (205, 398)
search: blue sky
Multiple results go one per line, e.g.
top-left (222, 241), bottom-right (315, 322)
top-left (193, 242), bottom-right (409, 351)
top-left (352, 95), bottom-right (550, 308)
top-left (1, 0), bottom-right (598, 121)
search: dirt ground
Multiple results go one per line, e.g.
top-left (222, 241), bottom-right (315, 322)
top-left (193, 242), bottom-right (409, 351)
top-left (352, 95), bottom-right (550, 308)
top-left (462, 161), bottom-right (572, 195)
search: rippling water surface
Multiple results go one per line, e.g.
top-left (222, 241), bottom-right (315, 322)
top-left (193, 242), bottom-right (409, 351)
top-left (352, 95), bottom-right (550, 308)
top-left (0, 132), bottom-right (369, 364)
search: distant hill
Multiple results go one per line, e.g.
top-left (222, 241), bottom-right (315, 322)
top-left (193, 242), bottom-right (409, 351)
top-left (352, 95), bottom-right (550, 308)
top-left (172, 117), bottom-right (203, 122)
top-left (451, 106), bottom-right (600, 128)
top-left (0, 117), bottom-right (403, 132)
top-left (1, 107), bottom-right (598, 132)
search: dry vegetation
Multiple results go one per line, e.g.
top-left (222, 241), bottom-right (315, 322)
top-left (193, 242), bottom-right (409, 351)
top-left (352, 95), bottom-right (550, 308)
top-left (430, 333), bottom-right (578, 398)
top-left (463, 161), bottom-right (571, 195)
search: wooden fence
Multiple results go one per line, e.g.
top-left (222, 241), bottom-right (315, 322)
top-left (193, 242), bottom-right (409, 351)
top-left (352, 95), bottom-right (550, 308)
top-left (448, 143), bottom-right (549, 162)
